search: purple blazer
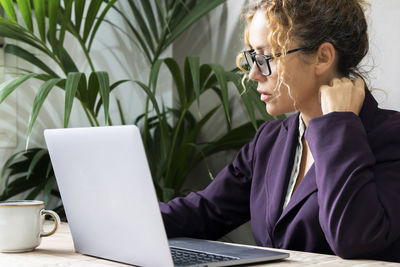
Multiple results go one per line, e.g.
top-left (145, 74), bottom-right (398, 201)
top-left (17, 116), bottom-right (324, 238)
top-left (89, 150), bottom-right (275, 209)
top-left (159, 90), bottom-right (400, 262)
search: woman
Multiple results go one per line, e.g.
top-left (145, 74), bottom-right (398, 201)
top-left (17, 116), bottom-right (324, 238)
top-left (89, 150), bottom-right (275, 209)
top-left (160, 0), bottom-right (400, 262)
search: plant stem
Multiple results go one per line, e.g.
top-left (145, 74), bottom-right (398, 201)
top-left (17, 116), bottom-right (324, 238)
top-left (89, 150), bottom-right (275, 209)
top-left (89, 110), bottom-right (100, 126)
top-left (80, 102), bottom-right (95, 127)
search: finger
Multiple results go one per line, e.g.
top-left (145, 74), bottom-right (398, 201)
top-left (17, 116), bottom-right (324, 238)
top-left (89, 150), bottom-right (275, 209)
top-left (330, 78), bottom-right (341, 86)
top-left (341, 77), bottom-right (350, 83)
top-left (341, 77), bottom-right (353, 87)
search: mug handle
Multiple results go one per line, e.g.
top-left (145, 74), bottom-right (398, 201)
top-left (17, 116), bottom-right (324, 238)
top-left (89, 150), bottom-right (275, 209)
top-left (40, 209), bottom-right (61, 237)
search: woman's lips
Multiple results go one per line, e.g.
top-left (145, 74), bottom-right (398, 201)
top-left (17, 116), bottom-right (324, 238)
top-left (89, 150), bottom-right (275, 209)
top-left (260, 93), bottom-right (273, 102)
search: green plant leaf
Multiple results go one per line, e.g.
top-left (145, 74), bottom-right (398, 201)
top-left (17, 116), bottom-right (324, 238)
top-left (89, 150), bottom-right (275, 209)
top-left (0, 73), bottom-right (37, 104)
top-left (26, 78), bottom-right (63, 148)
top-left (51, 39), bottom-right (79, 73)
top-left (224, 71), bottom-right (258, 129)
top-left (0, 18), bottom-right (47, 53)
top-left (116, 98), bottom-right (126, 125)
top-left (5, 44), bottom-right (59, 77)
top-left (135, 80), bottom-right (170, 158)
top-left (58, 0), bottom-right (73, 56)
top-left (26, 183), bottom-right (45, 200)
top-left (163, 0), bottom-right (227, 49)
top-left (0, 0), bottom-right (17, 22)
top-left (48, 0), bottom-right (60, 49)
top-left (0, 175), bottom-right (42, 201)
top-left (166, 106), bottom-right (220, 190)
top-left (139, 0), bottom-right (159, 42)
top-left (16, 0), bottom-right (33, 31)
top-left (162, 187), bottom-right (175, 202)
top-left (95, 71), bottom-right (110, 125)
top-left (83, 0), bottom-right (103, 42)
top-left (87, 0), bottom-right (118, 51)
top-left (1, 150), bottom-right (26, 178)
top-left (42, 177), bottom-right (56, 205)
top-left (74, 0), bottom-right (86, 33)
top-left (209, 64), bottom-right (231, 127)
top-left (110, 6), bottom-right (152, 63)
top-left (199, 64), bottom-right (212, 91)
top-left (127, 0), bottom-right (155, 53)
top-left (154, 0), bottom-right (165, 28)
top-left (183, 57), bottom-right (194, 103)
top-left (135, 81), bottom-right (162, 119)
top-left (33, 0), bottom-right (46, 42)
top-left (110, 79), bottom-right (130, 92)
top-left (163, 58), bottom-right (185, 106)
top-left (188, 56), bottom-right (200, 107)
top-left (26, 149), bottom-right (48, 179)
top-left (64, 72), bottom-right (84, 127)
top-left (149, 59), bottom-right (163, 93)
top-left (201, 121), bottom-right (263, 159)
top-left (87, 72), bottom-right (99, 112)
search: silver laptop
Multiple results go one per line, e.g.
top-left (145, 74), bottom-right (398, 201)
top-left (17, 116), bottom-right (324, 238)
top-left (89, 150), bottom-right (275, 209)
top-left (44, 125), bottom-right (289, 267)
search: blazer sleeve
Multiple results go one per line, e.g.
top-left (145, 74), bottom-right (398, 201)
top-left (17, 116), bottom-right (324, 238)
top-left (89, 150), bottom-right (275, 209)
top-left (306, 111), bottom-right (400, 259)
top-left (159, 123), bottom-right (267, 240)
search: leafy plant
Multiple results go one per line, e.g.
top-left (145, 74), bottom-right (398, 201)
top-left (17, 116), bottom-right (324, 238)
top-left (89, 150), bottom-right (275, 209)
top-left (0, 0), bottom-right (283, 206)
top-left (130, 56), bottom-right (276, 201)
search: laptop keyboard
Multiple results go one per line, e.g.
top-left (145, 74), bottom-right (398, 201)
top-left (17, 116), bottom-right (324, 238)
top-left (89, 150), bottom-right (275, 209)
top-left (170, 247), bottom-right (239, 266)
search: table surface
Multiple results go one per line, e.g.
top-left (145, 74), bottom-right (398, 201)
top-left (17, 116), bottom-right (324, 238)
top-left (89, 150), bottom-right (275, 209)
top-left (0, 222), bottom-right (398, 267)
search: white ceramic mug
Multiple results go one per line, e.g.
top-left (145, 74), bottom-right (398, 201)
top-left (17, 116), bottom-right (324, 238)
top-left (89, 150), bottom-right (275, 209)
top-left (0, 200), bottom-right (60, 252)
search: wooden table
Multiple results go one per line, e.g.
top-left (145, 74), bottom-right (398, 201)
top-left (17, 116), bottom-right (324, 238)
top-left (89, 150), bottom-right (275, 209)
top-left (0, 222), bottom-right (398, 266)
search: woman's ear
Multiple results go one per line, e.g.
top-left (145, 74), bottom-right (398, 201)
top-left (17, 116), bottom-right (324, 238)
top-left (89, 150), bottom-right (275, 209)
top-left (314, 42), bottom-right (336, 76)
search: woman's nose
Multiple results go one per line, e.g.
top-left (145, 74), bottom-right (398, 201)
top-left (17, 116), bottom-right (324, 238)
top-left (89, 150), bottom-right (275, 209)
top-left (248, 64), bottom-right (264, 82)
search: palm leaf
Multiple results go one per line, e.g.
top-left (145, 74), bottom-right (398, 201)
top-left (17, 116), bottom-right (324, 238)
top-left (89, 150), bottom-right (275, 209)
top-left (26, 78), bottom-right (63, 147)
top-left (64, 72), bottom-right (84, 127)
top-left (187, 56), bottom-right (200, 107)
top-left (5, 44), bottom-right (59, 77)
top-left (74, 0), bottom-right (86, 33)
top-left (0, 73), bottom-right (37, 103)
top-left (0, 18), bottom-right (47, 53)
top-left (163, 58), bottom-right (185, 106)
top-left (58, 0), bottom-right (73, 56)
top-left (139, 0), bottom-right (159, 42)
top-left (95, 71), bottom-right (110, 124)
top-left (0, 0), bottom-right (17, 22)
top-left (48, 0), bottom-right (60, 49)
top-left (209, 64), bottom-right (231, 128)
top-left (224, 71), bottom-right (258, 129)
top-left (201, 121), bottom-right (264, 159)
top-left (127, 0), bottom-right (155, 53)
top-left (26, 149), bottom-right (48, 179)
top-left (33, 0), bottom-right (46, 42)
top-left (87, 0), bottom-right (118, 51)
top-left (83, 0), bottom-right (103, 42)
top-left (163, 0), bottom-right (227, 49)
top-left (16, 0), bottom-right (33, 31)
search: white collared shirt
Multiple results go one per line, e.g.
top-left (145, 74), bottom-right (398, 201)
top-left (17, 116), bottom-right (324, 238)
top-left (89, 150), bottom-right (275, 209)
top-left (283, 114), bottom-right (305, 210)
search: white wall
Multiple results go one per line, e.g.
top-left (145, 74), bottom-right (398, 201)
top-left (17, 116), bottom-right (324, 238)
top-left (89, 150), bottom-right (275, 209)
top-left (366, 0), bottom-right (400, 110)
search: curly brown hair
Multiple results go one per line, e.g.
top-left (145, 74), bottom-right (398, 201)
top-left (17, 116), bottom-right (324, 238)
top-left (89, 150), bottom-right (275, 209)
top-left (238, 0), bottom-right (369, 98)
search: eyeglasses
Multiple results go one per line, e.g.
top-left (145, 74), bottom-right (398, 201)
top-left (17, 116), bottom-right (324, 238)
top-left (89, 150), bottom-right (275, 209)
top-left (243, 47), bottom-right (311, 76)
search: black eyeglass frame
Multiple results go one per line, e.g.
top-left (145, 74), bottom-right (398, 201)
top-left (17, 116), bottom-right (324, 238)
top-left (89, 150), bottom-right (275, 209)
top-left (243, 47), bottom-right (311, 76)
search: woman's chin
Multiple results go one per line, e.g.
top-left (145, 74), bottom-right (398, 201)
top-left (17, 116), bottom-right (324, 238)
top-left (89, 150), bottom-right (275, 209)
top-left (266, 104), bottom-right (295, 117)
top-left (266, 105), bottom-right (285, 117)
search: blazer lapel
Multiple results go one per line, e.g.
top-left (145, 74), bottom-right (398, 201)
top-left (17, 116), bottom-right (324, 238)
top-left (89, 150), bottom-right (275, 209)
top-left (265, 114), bottom-right (299, 228)
top-left (276, 164), bottom-right (317, 224)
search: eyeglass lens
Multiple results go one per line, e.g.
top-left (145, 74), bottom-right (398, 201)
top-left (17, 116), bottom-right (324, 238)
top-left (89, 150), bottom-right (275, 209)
top-left (245, 52), bottom-right (271, 76)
